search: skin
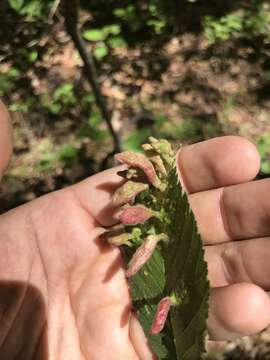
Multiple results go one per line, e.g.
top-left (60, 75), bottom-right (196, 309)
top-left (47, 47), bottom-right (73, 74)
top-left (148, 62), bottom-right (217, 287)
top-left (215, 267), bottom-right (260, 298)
top-left (1, 101), bottom-right (270, 359)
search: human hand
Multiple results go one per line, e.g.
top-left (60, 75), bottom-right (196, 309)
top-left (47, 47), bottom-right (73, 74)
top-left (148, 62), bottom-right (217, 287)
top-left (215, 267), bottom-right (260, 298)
top-left (0, 101), bottom-right (270, 360)
top-left (178, 136), bottom-right (270, 341)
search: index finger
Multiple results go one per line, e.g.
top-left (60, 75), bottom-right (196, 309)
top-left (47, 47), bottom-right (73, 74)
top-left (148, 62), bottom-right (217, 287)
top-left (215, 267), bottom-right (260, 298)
top-left (72, 136), bottom-right (260, 227)
top-left (177, 136), bottom-right (260, 193)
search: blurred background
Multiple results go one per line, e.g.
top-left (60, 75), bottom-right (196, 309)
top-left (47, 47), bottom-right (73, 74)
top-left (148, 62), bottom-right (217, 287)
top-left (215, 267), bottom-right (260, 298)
top-left (0, 1), bottom-right (270, 358)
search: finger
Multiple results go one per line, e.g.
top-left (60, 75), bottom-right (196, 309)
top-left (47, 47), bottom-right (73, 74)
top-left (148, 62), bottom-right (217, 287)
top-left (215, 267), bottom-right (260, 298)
top-left (0, 101), bottom-right (13, 178)
top-left (189, 178), bottom-right (270, 244)
top-left (205, 237), bottom-right (270, 289)
top-left (208, 282), bottom-right (270, 340)
top-left (188, 188), bottom-right (227, 244)
top-left (73, 136), bottom-right (260, 227)
top-left (222, 179), bottom-right (270, 240)
top-left (129, 313), bottom-right (158, 360)
top-left (178, 136), bottom-right (259, 193)
top-left (71, 165), bottom-right (126, 226)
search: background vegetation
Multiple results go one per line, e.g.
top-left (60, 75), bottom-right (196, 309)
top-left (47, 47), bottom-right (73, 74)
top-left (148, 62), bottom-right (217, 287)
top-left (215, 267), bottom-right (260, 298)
top-left (1, 1), bottom-right (270, 358)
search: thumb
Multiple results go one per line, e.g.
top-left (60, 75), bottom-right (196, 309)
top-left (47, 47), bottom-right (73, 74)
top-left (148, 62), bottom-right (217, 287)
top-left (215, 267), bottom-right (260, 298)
top-left (70, 165), bottom-right (126, 227)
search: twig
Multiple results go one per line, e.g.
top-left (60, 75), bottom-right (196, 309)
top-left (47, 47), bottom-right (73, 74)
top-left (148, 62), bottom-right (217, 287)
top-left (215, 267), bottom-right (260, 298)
top-left (62, 0), bottom-right (121, 157)
top-left (49, 0), bottom-right (61, 20)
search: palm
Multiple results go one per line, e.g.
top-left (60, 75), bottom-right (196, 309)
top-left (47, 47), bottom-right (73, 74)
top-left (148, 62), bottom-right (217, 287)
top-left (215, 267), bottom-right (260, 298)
top-left (0, 170), bottom-right (141, 360)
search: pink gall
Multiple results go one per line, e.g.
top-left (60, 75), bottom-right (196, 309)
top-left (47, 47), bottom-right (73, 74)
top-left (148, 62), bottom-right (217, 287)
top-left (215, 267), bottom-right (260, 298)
top-left (105, 231), bottom-right (131, 246)
top-left (118, 205), bottom-right (153, 225)
top-left (115, 151), bottom-right (162, 189)
top-left (151, 297), bottom-right (173, 335)
top-left (126, 235), bottom-right (158, 278)
top-left (112, 181), bottom-right (149, 206)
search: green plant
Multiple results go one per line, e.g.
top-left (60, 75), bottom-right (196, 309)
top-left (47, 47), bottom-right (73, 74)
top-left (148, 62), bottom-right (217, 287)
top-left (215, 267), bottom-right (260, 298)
top-left (0, 67), bottom-right (20, 97)
top-left (257, 134), bottom-right (270, 174)
top-left (113, 5), bottom-right (136, 21)
top-left (58, 144), bottom-right (78, 168)
top-left (34, 139), bottom-right (56, 173)
top-left (156, 118), bottom-right (204, 142)
top-left (123, 128), bottom-right (152, 152)
top-left (8, 0), bottom-right (53, 20)
top-left (83, 23), bottom-right (127, 60)
top-left (203, 2), bottom-right (270, 44)
top-left (83, 24), bottom-right (121, 41)
top-left (93, 45), bottom-right (109, 60)
top-left (36, 153), bottom-right (55, 172)
top-left (77, 111), bottom-right (109, 141)
top-left (113, 5), bottom-right (141, 32)
top-left (39, 83), bottom-right (76, 115)
top-left (106, 137), bottom-right (209, 359)
top-left (9, 101), bottom-right (30, 113)
top-left (53, 83), bottom-right (76, 107)
top-left (147, 3), bottom-right (166, 34)
top-left (204, 14), bottom-right (244, 43)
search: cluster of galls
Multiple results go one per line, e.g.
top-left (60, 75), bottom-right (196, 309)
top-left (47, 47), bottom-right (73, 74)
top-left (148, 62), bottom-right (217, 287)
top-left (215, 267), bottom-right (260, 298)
top-left (105, 137), bottom-right (177, 335)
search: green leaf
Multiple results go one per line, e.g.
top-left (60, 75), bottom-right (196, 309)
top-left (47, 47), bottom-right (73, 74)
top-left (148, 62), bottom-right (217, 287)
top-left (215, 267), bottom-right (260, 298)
top-left (103, 24), bottom-right (121, 36)
top-left (147, 19), bottom-right (166, 34)
top-left (52, 83), bottom-right (76, 107)
top-left (28, 50), bottom-right (38, 62)
top-left (58, 144), bottom-right (78, 168)
top-left (8, 101), bottom-right (29, 113)
top-left (123, 129), bottom-right (151, 152)
top-left (107, 36), bottom-right (127, 49)
top-left (258, 135), bottom-right (270, 174)
top-left (121, 143), bottom-right (209, 359)
top-left (76, 112), bottom-right (109, 141)
top-left (20, 0), bottom-right (43, 19)
top-left (125, 247), bottom-right (168, 358)
top-left (163, 170), bottom-right (209, 359)
top-left (113, 5), bottom-right (135, 19)
top-left (113, 8), bottom-right (126, 18)
top-left (8, 0), bottom-right (24, 11)
top-left (83, 29), bottom-right (106, 41)
top-left (47, 103), bottom-right (61, 114)
top-left (261, 160), bottom-right (270, 174)
top-left (93, 45), bottom-right (108, 59)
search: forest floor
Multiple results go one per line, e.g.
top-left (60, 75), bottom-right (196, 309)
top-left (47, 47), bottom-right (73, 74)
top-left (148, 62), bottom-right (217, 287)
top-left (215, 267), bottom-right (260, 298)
top-left (1, 17), bottom-right (270, 359)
